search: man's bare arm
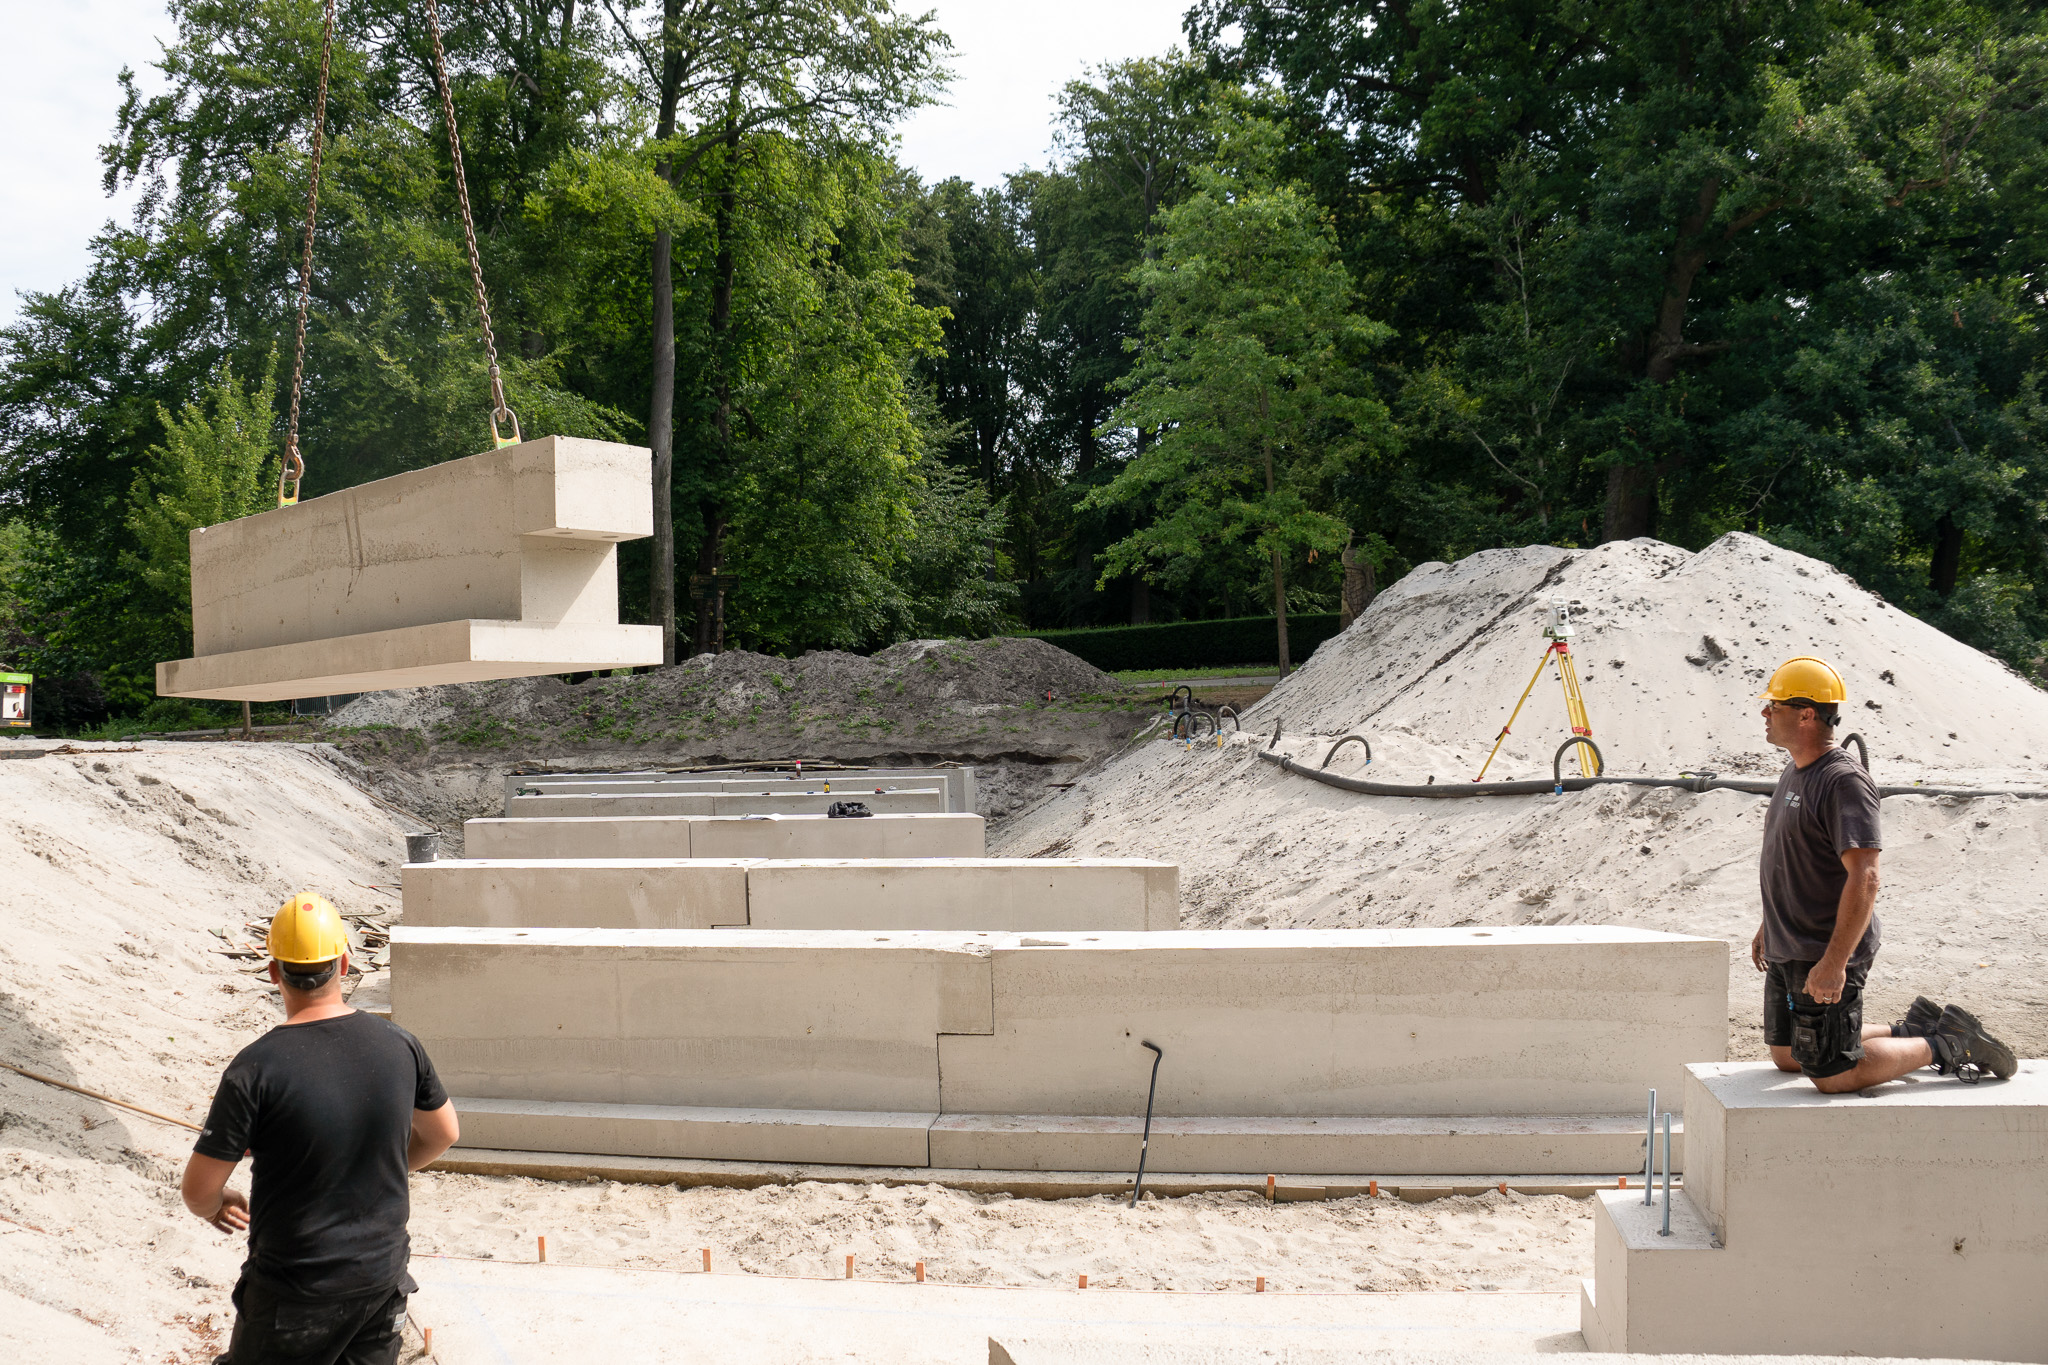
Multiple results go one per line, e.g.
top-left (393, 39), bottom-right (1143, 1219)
top-left (408, 1100), bottom-right (460, 1173)
top-left (1806, 847), bottom-right (1880, 1004)
top-left (180, 1153), bottom-right (249, 1234)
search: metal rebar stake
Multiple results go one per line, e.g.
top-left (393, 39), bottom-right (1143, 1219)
top-left (1643, 1088), bottom-right (1656, 1204)
top-left (1130, 1041), bottom-right (1164, 1208)
top-left (1659, 1111), bottom-right (1673, 1236)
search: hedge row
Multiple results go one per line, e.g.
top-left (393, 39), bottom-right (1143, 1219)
top-left (1010, 613), bottom-right (1343, 672)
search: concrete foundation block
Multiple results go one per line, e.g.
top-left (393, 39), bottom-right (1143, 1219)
top-left (401, 859), bottom-right (753, 930)
top-left (506, 789), bottom-right (947, 818)
top-left (451, 1097), bottom-right (936, 1166)
top-left (743, 859), bottom-right (1177, 931)
top-left (937, 928), bottom-right (1726, 1119)
top-left (160, 436), bottom-right (661, 700)
top-left (1583, 1059), bottom-right (2048, 1361)
top-left (461, 812), bottom-right (987, 860)
top-left (504, 767), bottom-right (976, 814)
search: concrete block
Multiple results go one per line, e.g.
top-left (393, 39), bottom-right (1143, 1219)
top-left (928, 1112), bottom-right (1679, 1175)
top-left (937, 928), bottom-right (1726, 1118)
top-left (503, 766), bottom-right (975, 814)
top-left (161, 436), bottom-right (661, 699)
top-left (461, 812), bottom-right (987, 860)
top-left (506, 789), bottom-right (946, 818)
top-left (393, 928), bottom-right (997, 1112)
top-left (401, 859), bottom-right (753, 929)
top-left (743, 860), bottom-right (1177, 932)
top-left (1584, 1060), bottom-right (2048, 1361)
top-left (451, 1097), bottom-right (935, 1166)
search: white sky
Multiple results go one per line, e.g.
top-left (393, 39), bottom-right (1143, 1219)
top-left (0, 0), bottom-right (1192, 327)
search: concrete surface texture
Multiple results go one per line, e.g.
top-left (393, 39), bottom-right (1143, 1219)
top-left (505, 765), bottom-right (977, 813)
top-left (159, 435), bottom-right (662, 699)
top-left (1582, 1059), bottom-right (2048, 1361)
top-left (391, 926), bottom-right (1726, 1173)
top-left (461, 811), bottom-right (987, 859)
top-left (403, 857), bottom-right (1178, 931)
top-left (507, 787), bottom-right (948, 817)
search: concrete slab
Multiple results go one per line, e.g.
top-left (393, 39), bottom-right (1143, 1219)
top-left (404, 857), bottom-right (1175, 932)
top-left (508, 788), bottom-right (948, 817)
top-left (161, 435), bottom-right (661, 699)
top-left (452, 1097), bottom-right (936, 1166)
top-left (461, 812), bottom-right (987, 859)
top-left (1583, 1059), bottom-right (2048, 1361)
top-left (405, 1259), bottom-right (1589, 1365)
top-left (396, 926), bottom-right (1724, 1174)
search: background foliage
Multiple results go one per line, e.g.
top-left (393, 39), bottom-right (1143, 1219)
top-left (3, 0), bottom-right (2046, 725)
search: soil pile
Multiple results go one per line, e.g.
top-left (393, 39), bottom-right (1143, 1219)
top-left (327, 637), bottom-right (1145, 833)
top-left (1259, 533), bottom-right (2048, 784)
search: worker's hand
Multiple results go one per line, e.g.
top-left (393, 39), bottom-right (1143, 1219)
top-left (1749, 925), bottom-right (1768, 972)
top-left (1804, 959), bottom-right (1847, 1006)
top-left (202, 1188), bottom-right (249, 1235)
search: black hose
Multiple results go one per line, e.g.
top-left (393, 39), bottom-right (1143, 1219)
top-left (1217, 705), bottom-right (1241, 733)
top-left (1554, 738), bottom-right (1604, 783)
top-left (1256, 745), bottom-right (2048, 800)
top-left (1130, 1040), bottom-right (1164, 1208)
top-left (1842, 731), bottom-right (1869, 771)
top-left (1173, 710), bottom-right (1217, 740)
top-left (1321, 734), bottom-right (1371, 769)
top-left (1168, 685), bottom-right (1192, 715)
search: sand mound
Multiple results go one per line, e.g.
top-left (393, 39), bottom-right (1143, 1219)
top-left (1255, 533), bottom-right (2048, 783)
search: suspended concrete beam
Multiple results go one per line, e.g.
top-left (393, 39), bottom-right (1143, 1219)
top-left (400, 857), bottom-right (1177, 932)
top-left (503, 766), bottom-right (977, 814)
top-left (1583, 1060), bottom-right (2047, 1361)
top-left (461, 812), bottom-right (987, 860)
top-left (392, 925), bottom-right (1726, 1174)
top-left (506, 788), bottom-right (947, 818)
top-left (158, 436), bottom-right (662, 701)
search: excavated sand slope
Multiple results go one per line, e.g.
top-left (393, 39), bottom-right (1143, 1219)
top-left (995, 533), bottom-right (2048, 1061)
top-left (1253, 532), bottom-right (2048, 783)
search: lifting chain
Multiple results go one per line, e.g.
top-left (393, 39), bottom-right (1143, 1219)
top-left (279, 0), bottom-right (337, 507)
top-left (424, 0), bottom-right (521, 449)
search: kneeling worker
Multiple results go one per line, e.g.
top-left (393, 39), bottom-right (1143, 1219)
top-left (181, 893), bottom-right (459, 1364)
top-left (1754, 656), bottom-right (2015, 1091)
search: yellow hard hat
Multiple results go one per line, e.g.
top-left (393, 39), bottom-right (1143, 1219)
top-left (267, 893), bottom-right (350, 966)
top-left (1761, 656), bottom-right (1846, 704)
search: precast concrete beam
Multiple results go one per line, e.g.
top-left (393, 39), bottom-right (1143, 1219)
top-left (1583, 1059), bottom-right (2048, 1361)
top-left (159, 436), bottom-right (661, 700)
top-left (400, 857), bottom-right (1176, 932)
top-left (461, 812), bottom-right (987, 859)
top-left (395, 926), bottom-right (1727, 1174)
top-left (506, 788), bottom-right (947, 818)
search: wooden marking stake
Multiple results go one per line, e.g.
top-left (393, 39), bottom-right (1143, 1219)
top-left (914, 1260), bottom-right (925, 1283)
top-left (537, 1234), bottom-right (547, 1262)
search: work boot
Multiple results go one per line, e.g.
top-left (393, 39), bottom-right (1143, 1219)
top-left (1929, 1005), bottom-right (2017, 1083)
top-left (1891, 995), bottom-right (1943, 1038)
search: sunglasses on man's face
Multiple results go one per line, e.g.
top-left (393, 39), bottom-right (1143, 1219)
top-left (1764, 700), bottom-right (1814, 714)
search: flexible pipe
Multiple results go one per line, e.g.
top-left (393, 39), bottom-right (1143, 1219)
top-left (1256, 746), bottom-right (2048, 800)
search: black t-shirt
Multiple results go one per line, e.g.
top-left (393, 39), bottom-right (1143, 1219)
top-left (1759, 746), bottom-right (1883, 965)
top-left (195, 1010), bottom-right (448, 1299)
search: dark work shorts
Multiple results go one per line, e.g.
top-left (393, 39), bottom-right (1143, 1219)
top-left (1764, 958), bottom-right (1869, 1079)
top-left (226, 1272), bottom-right (412, 1365)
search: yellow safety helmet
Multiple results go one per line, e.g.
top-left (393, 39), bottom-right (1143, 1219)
top-left (267, 892), bottom-right (350, 966)
top-left (1761, 656), bottom-right (1847, 705)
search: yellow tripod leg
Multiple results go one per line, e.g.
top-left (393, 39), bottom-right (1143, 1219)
top-left (1475, 645), bottom-right (1555, 782)
top-left (1554, 645), bottom-right (1601, 776)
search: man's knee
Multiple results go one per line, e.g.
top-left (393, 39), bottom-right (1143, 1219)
top-left (1807, 1069), bottom-right (1866, 1094)
top-left (1767, 1045), bottom-right (1801, 1073)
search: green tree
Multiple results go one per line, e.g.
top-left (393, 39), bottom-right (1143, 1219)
top-left (1086, 114), bottom-right (1392, 672)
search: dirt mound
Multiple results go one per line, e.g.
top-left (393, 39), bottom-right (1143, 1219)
top-left (1256, 533), bottom-right (2048, 783)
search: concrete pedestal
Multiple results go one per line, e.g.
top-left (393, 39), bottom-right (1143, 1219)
top-left (394, 926), bottom-right (1727, 1174)
top-left (462, 812), bottom-right (986, 860)
top-left (506, 788), bottom-right (947, 818)
top-left (504, 766), bottom-right (976, 814)
top-left (160, 436), bottom-right (661, 700)
top-left (401, 857), bottom-right (1178, 931)
top-left (1582, 1059), bottom-right (2048, 1361)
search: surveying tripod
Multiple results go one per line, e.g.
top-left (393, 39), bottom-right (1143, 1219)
top-left (1474, 598), bottom-right (1602, 782)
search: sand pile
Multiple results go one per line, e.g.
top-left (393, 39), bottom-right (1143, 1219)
top-left (1260, 533), bottom-right (2048, 784)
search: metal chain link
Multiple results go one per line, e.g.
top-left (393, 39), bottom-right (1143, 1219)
top-left (424, 0), bottom-right (521, 447)
top-left (279, 0), bottom-right (337, 507)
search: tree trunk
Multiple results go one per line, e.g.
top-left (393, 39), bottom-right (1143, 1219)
top-left (1130, 577), bottom-right (1150, 624)
top-left (1339, 535), bottom-right (1374, 629)
top-left (646, 0), bottom-right (685, 665)
top-left (1602, 462), bottom-right (1657, 542)
top-left (1271, 547), bottom-right (1291, 676)
top-left (1931, 513), bottom-right (1964, 598)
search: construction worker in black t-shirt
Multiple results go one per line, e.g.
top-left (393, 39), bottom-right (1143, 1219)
top-left (182, 893), bottom-right (460, 1364)
top-left (1753, 656), bottom-right (2016, 1091)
